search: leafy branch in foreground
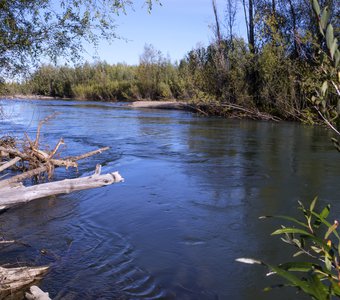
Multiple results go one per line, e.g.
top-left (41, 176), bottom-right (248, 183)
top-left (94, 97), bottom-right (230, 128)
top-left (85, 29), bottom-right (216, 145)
top-left (237, 198), bottom-right (340, 299)
top-left (309, 0), bottom-right (340, 138)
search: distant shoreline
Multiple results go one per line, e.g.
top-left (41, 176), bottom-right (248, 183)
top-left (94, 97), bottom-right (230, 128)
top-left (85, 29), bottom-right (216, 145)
top-left (0, 95), bottom-right (192, 111)
top-left (0, 94), bottom-right (67, 100)
top-left (127, 100), bottom-right (191, 110)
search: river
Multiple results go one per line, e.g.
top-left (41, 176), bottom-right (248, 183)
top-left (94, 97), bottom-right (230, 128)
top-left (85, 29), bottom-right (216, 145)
top-left (0, 99), bottom-right (339, 299)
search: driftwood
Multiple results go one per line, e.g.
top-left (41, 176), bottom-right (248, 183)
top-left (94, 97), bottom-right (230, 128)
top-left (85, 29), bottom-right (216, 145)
top-left (189, 101), bottom-right (281, 121)
top-left (0, 114), bottom-right (124, 297)
top-left (0, 265), bottom-right (49, 298)
top-left (0, 167), bottom-right (123, 210)
top-left (25, 286), bottom-right (51, 300)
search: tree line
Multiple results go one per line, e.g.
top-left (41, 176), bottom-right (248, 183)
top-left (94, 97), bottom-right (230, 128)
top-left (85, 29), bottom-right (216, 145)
top-left (2, 0), bottom-right (339, 121)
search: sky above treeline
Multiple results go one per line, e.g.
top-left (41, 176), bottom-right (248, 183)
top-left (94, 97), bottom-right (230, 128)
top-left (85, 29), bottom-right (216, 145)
top-left (83, 0), bottom-right (247, 65)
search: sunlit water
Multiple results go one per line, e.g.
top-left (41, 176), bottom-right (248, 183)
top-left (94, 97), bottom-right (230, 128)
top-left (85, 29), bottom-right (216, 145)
top-left (0, 99), bottom-right (339, 299)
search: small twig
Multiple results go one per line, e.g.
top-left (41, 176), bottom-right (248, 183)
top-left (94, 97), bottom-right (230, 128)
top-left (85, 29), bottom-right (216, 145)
top-left (65, 147), bottom-right (110, 161)
top-left (34, 112), bottom-right (59, 148)
top-left (49, 138), bottom-right (64, 158)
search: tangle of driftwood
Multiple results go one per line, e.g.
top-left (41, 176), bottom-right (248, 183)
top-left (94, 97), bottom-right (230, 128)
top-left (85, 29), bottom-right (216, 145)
top-left (0, 114), bottom-right (123, 298)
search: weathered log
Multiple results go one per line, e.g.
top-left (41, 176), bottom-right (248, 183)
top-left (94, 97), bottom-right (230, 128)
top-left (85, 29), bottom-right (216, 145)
top-left (25, 285), bottom-right (51, 300)
top-left (0, 166), bottom-right (47, 189)
top-left (0, 265), bottom-right (49, 292)
top-left (0, 146), bottom-right (26, 159)
top-left (0, 167), bottom-right (124, 209)
top-left (0, 157), bottom-right (21, 173)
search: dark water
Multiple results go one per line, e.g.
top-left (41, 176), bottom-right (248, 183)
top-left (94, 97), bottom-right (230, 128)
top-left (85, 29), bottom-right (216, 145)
top-left (0, 99), bottom-right (339, 299)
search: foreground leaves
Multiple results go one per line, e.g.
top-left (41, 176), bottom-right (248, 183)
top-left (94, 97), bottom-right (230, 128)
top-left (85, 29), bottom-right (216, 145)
top-left (237, 198), bottom-right (340, 299)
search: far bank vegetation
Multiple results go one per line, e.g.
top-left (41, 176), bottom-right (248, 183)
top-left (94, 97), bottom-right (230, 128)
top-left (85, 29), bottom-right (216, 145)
top-left (2, 0), bottom-right (339, 123)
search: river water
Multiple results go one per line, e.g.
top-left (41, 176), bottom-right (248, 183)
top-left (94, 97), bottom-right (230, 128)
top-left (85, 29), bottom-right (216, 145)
top-left (0, 99), bottom-right (339, 299)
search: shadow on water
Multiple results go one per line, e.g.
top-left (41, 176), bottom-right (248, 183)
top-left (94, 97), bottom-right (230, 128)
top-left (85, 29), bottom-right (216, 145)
top-left (0, 99), bottom-right (339, 299)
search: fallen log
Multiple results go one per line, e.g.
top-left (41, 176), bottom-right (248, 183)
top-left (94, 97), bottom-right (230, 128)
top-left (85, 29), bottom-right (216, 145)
top-left (0, 166), bottom-right (47, 189)
top-left (0, 157), bottom-right (21, 173)
top-left (0, 166), bottom-right (123, 210)
top-left (0, 147), bottom-right (111, 188)
top-left (0, 265), bottom-right (48, 293)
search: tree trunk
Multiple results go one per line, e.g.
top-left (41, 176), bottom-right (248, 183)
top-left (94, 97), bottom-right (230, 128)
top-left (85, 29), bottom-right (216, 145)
top-left (248, 0), bottom-right (255, 53)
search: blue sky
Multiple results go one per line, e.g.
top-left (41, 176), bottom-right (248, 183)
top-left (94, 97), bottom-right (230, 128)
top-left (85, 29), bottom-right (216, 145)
top-left (83, 0), bottom-right (247, 65)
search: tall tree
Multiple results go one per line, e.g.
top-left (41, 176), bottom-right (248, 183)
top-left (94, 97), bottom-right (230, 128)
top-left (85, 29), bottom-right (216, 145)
top-left (242, 0), bottom-right (255, 53)
top-left (0, 0), bottom-right (156, 79)
top-left (225, 0), bottom-right (237, 46)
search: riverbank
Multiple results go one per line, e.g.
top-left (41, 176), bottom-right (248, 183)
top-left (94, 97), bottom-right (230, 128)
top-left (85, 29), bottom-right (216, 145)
top-left (127, 100), bottom-right (190, 110)
top-left (0, 94), bottom-right (69, 100)
top-left (0, 95), bottom-right (285, 121)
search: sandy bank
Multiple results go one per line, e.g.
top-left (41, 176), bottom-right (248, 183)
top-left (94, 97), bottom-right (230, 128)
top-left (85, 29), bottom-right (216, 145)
top-left (128, 101), bottom-right (191, 110)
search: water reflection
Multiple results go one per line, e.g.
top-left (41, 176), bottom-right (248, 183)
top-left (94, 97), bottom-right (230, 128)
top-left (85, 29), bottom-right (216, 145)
top-left (0, 99), bottom-right (338, 300)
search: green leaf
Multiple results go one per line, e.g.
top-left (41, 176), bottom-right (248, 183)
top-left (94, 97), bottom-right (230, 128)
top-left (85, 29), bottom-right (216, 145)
top-left (326, 24), bottom-right (334, 51)
top-left (268, 264), bottom-right (322, 298)
top-left (325, 255), bottom-right (332, 272)
top-left (279, 261), bottom-right (316, 272)
top-left (312, 0), bottom-right (321, 16)
top-left (310, 196), bottom-right (318, 212)
top-left (311, 211), bottom-right (340, 240)
top-left (330, 38), bottom-right (338, 59)
top-left (330, 279), bottom-right (340, 296)
top-left (308, 274), bottom-right (329, 300)
top-left (335, 50), bottom-right (340, 67)
top-left (311, 246), bottom-right (322, 253)
top-left (314, 204), bottom-right (331, 228)
top-left (321, 81), bottom-right (328, 96)
top-left (320, 205), bottom-right (331, 219)
top-left (259, 215), bottom-right (309, 229)
top-left (293, 251), bottom-right (304, 257)
top-left (320, 7), bottom-right (330, 32)
top-left (292, 238), bottom-right (301, 247)
top-left (271, 228), bottom-right (313, 236)
top-left (324, 221), bottom-right (338, 239)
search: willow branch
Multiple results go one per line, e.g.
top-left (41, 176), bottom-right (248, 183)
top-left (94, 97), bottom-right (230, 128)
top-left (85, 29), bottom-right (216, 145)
top-left (314, 106), bottom-right (340, 136)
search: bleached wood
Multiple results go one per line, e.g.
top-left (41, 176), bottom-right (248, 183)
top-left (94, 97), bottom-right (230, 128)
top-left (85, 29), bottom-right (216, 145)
top-left (0, 169), bottom-right (124, 209)
top-left (0, 146), bottom-right (26, 159)
top-left (0, 266), bottom-right (49, 291)
top-left (0, 166), bottom-right (47, 189)
top-left (65, 146), bottom-right (110, 161)
top-left (25, 285), bottom-right (51, 300)
top-left (0, 157), bottom-right (21, 172)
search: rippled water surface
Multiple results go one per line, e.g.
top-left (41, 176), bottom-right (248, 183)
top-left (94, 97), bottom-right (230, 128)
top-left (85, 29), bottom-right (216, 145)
top-left (0, 99), bottom-right (339, 299)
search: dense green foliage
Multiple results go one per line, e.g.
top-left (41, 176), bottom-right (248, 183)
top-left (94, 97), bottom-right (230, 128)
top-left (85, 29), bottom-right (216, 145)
top-left (18, 44), bottom-right (182, 101)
